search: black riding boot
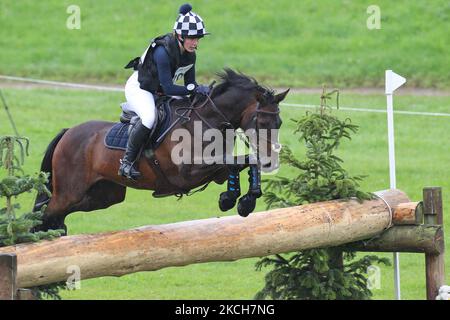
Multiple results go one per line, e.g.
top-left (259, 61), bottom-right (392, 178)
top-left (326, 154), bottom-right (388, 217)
top-left (118, 121), bottom-right (151, 180)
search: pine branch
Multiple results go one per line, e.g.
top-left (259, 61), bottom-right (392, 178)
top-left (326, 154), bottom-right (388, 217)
top-left (0, 134), bottom-right (64, 300)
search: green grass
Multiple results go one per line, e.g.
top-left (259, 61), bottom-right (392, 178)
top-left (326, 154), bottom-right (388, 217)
top-left (0, 86), bottom-right (448, 300)
top-left (0, 0), bottom-right (449, 88)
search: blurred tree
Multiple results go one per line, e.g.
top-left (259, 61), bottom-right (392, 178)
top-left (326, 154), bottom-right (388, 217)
top-left (255, 87), bottom-right (390, 300)
top-left (0, 136), bottom-right (65, 299)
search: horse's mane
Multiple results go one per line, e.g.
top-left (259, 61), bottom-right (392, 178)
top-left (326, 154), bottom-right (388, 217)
top-left (211, 68), bottom-right (274, 100)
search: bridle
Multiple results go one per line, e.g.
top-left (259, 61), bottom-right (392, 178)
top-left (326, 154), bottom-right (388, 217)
top-left (205, 91), bottom-right (282, 160)
top-left (161, 88), bottom-right (282, 160)
top-left (151, 85), bottom-right (282, 197)
top-left (253, 101), bottom-right (281, 124)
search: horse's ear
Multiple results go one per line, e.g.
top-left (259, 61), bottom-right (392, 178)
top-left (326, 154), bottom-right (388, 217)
top-left (274, 89), bottom-right (290, 104)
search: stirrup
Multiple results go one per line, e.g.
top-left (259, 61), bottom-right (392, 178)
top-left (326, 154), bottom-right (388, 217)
top-left (118, 159), bottom-right (142, 180)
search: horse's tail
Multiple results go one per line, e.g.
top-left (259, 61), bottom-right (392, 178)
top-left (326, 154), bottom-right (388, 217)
top-left (34, 128), bottom-right (69, 211)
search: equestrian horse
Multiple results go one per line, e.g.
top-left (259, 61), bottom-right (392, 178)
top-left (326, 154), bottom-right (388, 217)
top-left (34, 69), bottom-right (289, 232)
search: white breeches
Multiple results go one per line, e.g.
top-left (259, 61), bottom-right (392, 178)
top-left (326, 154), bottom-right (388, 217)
top-left (124, 71), bottom-right (156, 129)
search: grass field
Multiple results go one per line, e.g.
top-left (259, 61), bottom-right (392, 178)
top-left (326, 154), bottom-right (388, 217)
top-left (0, 86), bottom-right (448, 300)
top-left (0, 0), bottom-right (449, 88)
top-left (0, 0), bottom-right (448, 300)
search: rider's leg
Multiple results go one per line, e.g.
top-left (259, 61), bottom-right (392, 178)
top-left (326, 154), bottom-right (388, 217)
top-left (118, 120), bottom-right (151, 180)
top-left (118, 72), bottom-right (156, 180)
top-left (124, 72), bottom-right (157, 128)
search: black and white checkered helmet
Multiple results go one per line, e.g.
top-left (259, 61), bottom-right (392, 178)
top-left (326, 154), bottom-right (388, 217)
top-left (173, 4), bottom-right (209, 38)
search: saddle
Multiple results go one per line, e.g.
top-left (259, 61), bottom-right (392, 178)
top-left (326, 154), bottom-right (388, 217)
top-left (104, 97), bottom-right (174, 152)
top-left (104, 96), bottom-right (192, 197)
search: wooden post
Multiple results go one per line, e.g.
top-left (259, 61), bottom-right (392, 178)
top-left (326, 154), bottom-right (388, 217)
top-left (17, 288), bottom-right (36, 300)
top-left (423, 187), bottom-right (445, 300)
top-left (0, 254), bottom-right (17, 300)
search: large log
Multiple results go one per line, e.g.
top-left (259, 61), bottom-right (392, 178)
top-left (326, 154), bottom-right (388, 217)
top-left (344, 225), bottom-right (444, 254)
top-left (0, 189), bottom-right (409, 288)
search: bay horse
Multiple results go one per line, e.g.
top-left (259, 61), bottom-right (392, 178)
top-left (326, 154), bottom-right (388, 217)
top-left (33, 69), bottom-right (289, 233)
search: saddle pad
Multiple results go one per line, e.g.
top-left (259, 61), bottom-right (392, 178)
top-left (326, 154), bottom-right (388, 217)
top-left (104, 122), bottom-right (130, 150)
top-left (104, 101), bottom-right (172, 151)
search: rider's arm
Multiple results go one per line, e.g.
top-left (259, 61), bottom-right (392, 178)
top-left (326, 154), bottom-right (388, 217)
top-left (184, 63), bottom-right (197, 88)
top-left (153, 46), bottom-right (191, 96)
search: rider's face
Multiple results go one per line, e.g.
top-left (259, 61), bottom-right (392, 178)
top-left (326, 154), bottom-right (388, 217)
top-left (182, 37), bottom-right (200, 53)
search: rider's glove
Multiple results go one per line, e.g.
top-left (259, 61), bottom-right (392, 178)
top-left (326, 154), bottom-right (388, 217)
top-left (194, 85), bottom-right (211, 96)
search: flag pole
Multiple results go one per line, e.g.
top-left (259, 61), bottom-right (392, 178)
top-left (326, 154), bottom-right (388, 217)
top-left (385, 70), bottom-right (406, 300)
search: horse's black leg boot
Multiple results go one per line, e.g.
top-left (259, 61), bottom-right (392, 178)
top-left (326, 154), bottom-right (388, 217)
top-left (237, 165), bottom-right (262, 217)
top-left (248, 165), bottom-right (262, 198)
top-left (118, 121), bottom-right (151, 180)
top-left (219, 165), bottom-right (241, 211)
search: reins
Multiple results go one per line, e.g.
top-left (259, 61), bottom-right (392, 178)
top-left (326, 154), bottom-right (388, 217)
top-left (150, 86), bottom-right (281, 197)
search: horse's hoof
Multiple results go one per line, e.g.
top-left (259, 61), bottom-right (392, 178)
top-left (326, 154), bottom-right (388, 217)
top-left (219, 191), bottom-right (238, 212)
top-left (237, 194), bottom-right (257, 217)
top-left (60, 224), bottom-right (68, 236)
top-left (31, 221), bottom-right (68, 236)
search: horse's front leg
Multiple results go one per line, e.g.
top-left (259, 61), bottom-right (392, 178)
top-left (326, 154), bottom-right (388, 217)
top-left (237, 165), bottom-right (262, 217)
top-left (218, 164), bottom-right (241, 212)
top-left (217, 153), bottom-right (251, 211)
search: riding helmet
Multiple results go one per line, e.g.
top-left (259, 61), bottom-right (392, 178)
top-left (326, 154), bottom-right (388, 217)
top-left (173, 3), bottom-right (210, 38)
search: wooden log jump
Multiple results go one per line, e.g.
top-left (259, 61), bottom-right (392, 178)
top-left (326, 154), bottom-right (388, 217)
top-left (0, 189), bottom-right (410, 286)
top-left (0, 188), bottom-right (445, 300)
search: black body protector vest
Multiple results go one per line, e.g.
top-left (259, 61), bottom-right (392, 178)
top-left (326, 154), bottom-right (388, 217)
top-left (125, 33), bottom-right (196, 94)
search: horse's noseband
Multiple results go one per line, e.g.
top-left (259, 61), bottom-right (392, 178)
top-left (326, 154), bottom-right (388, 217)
top-left (250, 102), bottom-right (281, 127)
top-left (256, 102), bottom-right (281, 116)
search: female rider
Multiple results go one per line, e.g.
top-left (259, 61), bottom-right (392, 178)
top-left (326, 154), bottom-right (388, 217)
top-left (119, 3), bottom-right (210, 180)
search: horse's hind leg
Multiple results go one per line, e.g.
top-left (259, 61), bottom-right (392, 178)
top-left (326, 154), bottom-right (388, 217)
top-left (70, 180), bottom-right (126, 213)
top-left (38, 153), bottom-right (104, 233)
top-left (38, 186), bottom-right (89, 234)
top-left (40, 180), bottom-right (126, 233)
